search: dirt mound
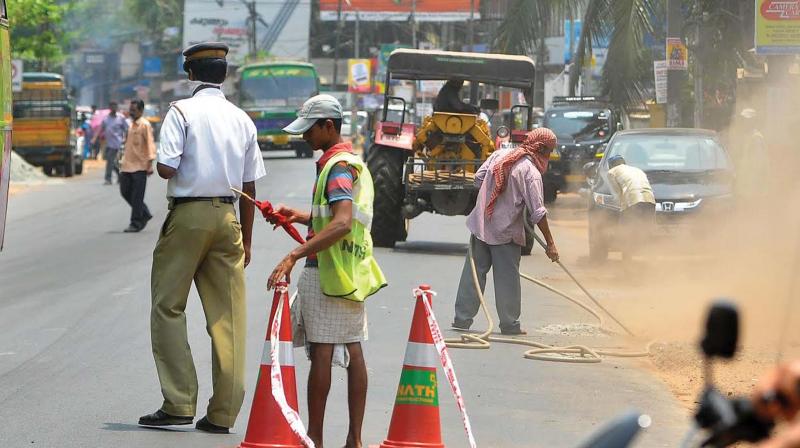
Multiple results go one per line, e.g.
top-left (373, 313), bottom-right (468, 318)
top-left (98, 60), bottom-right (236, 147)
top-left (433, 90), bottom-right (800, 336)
top-left (10, 150), bottom-right (47, 183)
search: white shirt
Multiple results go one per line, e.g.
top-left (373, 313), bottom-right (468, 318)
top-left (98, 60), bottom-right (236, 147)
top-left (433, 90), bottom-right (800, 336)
top-left (607, 164), bottom-right (656, 210)
top-left (158, 88), bottom-right (266, 198)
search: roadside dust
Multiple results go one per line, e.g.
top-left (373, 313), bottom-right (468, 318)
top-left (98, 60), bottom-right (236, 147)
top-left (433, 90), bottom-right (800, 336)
top-left (546, 173), bottom-right (800, 411)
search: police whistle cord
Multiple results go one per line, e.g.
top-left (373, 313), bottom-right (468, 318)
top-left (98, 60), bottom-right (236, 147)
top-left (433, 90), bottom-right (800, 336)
top-left (231, 187), bottom-right (306, 244)
top-left (444, 222), bottom-right (654, 363)
top-left (413, 287), bottom-right (478, 448)
top-left (270, 285), bottom-right (316, 448)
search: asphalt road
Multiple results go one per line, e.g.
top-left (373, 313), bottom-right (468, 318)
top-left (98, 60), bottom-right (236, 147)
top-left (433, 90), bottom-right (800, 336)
top-left (0, 154), bottom-right (688, 447)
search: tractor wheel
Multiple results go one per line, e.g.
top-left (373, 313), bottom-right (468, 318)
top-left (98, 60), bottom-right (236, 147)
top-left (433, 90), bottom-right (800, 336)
top-left (367, 145), bottom-right (407, 248)
top-left (544, 181), bottom-right (557, 204)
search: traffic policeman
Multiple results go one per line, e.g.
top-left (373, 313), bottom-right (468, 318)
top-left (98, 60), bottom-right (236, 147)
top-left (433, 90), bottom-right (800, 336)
top-left (138, 42), bottom-right (266, 434)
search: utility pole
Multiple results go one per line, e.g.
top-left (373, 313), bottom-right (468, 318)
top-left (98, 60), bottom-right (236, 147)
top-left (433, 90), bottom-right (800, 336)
top-left (351, 12), bottom-right (360, 141)
top-left (666, 0), bottom-right (685, 127)
top-left (332, 0), bottom-right (343, 89)
top-left (247, 1), bottom-right (257, 59)
top-left (411, 0), bottom-right (418, 49)
top-left (467, 0), bottom-right (475, 52)
top-left (693, 1), bottom-right (704, 129)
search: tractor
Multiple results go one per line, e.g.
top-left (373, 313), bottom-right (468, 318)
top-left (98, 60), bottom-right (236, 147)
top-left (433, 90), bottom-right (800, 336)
top-left (366, 49), bottom-right (538, 252)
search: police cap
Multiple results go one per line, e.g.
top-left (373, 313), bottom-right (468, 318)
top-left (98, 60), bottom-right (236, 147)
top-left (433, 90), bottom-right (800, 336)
top-left (182, 42), bottom-right (229, 72)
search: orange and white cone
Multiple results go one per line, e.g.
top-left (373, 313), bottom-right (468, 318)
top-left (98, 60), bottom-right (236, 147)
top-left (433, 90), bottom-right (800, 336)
top-left (380, 285), bottom-right (445, 448)
top-left (240, 282), bottom-right (312, 448)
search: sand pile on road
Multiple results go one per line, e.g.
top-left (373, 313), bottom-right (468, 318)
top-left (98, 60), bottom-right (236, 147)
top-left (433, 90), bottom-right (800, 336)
top-left (10, 150), bottom-right (47, 183)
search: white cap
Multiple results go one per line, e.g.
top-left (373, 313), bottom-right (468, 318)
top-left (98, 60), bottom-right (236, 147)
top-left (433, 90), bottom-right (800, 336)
top-left (283, 94), bottom-right (344, 135)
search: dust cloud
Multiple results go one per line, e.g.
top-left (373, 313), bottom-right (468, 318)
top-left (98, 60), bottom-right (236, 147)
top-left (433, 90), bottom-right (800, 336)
top-left (598, 66), bottom-right (800, 402)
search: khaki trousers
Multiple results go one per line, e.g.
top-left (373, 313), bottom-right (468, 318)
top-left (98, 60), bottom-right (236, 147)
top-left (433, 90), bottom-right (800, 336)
top-left (150, 199), bottom-right (246, 428)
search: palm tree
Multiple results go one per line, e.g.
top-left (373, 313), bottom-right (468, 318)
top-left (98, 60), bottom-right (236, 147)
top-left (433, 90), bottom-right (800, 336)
top-left (494, 0), bottom-right (586, 106)
top-left (495, 0), bottom-right (662, 109)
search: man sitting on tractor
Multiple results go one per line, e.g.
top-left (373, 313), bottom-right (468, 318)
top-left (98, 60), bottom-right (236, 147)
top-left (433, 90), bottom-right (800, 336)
top-left (433, 79), bottom-right (480, 115)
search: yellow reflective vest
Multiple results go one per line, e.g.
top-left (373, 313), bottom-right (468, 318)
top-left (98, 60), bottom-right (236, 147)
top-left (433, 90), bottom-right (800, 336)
top-left (312, 152), bottom-right (387, 302)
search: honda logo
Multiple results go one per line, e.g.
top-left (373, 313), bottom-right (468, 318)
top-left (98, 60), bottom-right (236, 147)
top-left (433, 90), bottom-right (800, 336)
top-left (662, 202), bottom-right (675, 212)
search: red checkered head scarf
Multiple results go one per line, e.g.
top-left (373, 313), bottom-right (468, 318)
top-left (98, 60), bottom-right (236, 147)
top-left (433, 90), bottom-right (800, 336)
top-left (487, 128), bottom-right (557, 218)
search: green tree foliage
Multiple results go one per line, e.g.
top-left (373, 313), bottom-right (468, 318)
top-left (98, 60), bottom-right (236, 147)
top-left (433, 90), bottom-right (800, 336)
top-left (8, 0), bottom-right (70, 69)
top-left (123, 0), bottom-right (183, 52)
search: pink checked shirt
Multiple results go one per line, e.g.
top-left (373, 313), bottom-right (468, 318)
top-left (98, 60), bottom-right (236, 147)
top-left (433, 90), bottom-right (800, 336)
top-left (466, 147), bottom-right (548, 247)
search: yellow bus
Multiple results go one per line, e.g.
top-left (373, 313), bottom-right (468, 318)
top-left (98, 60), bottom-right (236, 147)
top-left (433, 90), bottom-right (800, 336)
top-left (0, 0), bottom-right (11, 250)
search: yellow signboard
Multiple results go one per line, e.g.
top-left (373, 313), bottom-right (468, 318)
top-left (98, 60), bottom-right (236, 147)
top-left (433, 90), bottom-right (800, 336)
top-left (347, 59), bottom-right (372, 94)
top-left (666, 38), bottom-right (687, 70)
top-left (756, 0), bottom-right (800, 54)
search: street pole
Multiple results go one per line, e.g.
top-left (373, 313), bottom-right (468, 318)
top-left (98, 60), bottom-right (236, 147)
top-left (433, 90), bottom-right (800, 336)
top-left (468, 0), bottom-right (475, 52)
top-left (351, 12), bottom-right (359, 144)
top-left (692, 0), bottom-right (704, 129)
top-left (666, 0), bottom-right (685, 127)
top-left (411, 0), bottom-right (418, 49)
top-left (248, 1), bottom-right (257, 59)
top-left (333, 0), bottom-right (342, 89)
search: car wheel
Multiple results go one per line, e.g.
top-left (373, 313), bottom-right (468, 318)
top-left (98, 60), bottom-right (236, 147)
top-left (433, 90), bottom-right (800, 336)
top-left (544, 182), bottom-right (558, 204)
top-left (75, 157), bottom-right (84, 175)
top-left (63, 154), bottom-right (74, 177)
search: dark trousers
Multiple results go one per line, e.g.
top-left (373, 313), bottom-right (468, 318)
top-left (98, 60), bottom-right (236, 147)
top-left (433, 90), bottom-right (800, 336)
top-left (104, 147), bottom-right (120, 182)
top-left (454, 235), bottom-right (523, 332)
top-left (119, 171), bottom-right (152, 229)
top-left (622, 202), bottom-right (656, 259)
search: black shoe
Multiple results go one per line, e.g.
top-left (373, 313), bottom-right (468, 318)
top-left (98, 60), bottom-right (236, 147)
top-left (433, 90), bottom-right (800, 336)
top-left (195, 416), bottom-right (230, 434)
top-left (500, 328), bottom-right (528, 336)
top-left (451, 321), bottom-right (471, 331)
top-left (138, 409), bottom-right (193, 427)
top-left (123, 225), bottom-right (141, 233)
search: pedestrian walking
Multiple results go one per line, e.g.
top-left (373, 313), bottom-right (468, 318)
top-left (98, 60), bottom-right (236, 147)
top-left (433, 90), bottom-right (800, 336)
top-left (79, 113), bottom-right (92, 159)
top-left (453, 128), bottom-right (560, 335)
top-left (606, 154), bottom-right (656, 260)
top-left (119, 99), bottom-right (155, 233)
top-left (93, 101), bottom-right (128, 185)
top-left (139, 42), bottom-right (266, 434)
top-left (267, 94), bottom-right (386, 448)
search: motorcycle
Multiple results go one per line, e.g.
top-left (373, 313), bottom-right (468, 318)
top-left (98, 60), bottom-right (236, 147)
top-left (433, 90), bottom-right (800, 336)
top-left (580, 301), bottom-right (775, 448)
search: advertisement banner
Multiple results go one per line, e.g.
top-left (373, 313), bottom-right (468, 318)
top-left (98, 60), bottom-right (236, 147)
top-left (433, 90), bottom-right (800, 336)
top-left (666, 38), bottom-right (688, 70)
top-left (183, 0), bottom-right (310, 65)
top-left (376, 44), bottom-right (410, 94)
top-left (756, 0), bottom-right (800, 54)
top-left (11, 59), bottom-right (22, 92)
top-left (654, 60), bottom-right (668, 104)
top-left (348, 59), bottom-right (372, 93)
top-left (319, 0), bottom-right (480, 22)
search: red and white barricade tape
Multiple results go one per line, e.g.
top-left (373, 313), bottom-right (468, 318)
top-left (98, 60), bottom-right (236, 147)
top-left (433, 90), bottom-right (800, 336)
top-left (413, 288), bottom-right (477, 448)
top-left (270, 286), bottom-right (316, 448)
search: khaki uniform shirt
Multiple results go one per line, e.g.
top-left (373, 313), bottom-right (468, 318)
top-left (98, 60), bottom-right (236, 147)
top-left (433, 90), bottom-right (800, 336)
top-left (121, 117), bottom-right (156, 173)
top-left (607, 164), bottom-right (656, 210)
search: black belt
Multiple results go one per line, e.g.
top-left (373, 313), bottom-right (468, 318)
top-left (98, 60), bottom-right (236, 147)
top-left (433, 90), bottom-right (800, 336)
top-left (172, 196), bottom-right (236, 205)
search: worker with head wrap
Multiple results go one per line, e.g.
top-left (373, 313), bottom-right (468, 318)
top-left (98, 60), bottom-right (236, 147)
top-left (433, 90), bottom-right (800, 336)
top-left (452, 128), bottom-right (559, 336)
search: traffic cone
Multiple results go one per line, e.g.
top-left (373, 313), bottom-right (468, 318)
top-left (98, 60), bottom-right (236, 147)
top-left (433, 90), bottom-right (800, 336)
top-left (380, 285), bottom-right (445, 448)
top-left (239, 283), bottom-right (304, 448)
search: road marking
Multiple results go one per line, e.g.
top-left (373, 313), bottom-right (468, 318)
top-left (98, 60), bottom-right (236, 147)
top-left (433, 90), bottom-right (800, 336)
top-left (0, 352), bottom-right (16, 356)
top-left (112, 287), bottom-right (134, 297)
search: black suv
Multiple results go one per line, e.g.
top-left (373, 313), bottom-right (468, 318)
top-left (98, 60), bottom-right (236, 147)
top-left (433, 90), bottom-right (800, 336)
top-left (543, 97), bottom-right (622, 202)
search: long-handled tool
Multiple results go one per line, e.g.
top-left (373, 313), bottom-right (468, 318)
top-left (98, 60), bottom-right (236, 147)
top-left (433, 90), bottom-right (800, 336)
top-left (231, 188), bottom-right (306, 244)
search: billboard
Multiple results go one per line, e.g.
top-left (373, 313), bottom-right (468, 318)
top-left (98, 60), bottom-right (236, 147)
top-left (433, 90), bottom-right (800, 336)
top-left (348, 59), bottom-right (372, 93)
top-left (319, 0), bottom-right (480, 22)
top-left (755, 0), bottom-right (800, 54)
top-left (183, 0), bottom-right (310, 65)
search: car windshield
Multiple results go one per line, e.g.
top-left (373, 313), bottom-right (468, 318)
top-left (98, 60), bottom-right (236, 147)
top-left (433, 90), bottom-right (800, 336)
top-left (545, 109), bottom-right (610, 140)
top-left (605, 134), bottom-right (732, 172)
top-left (240, 66), bottom-right (317, 109)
